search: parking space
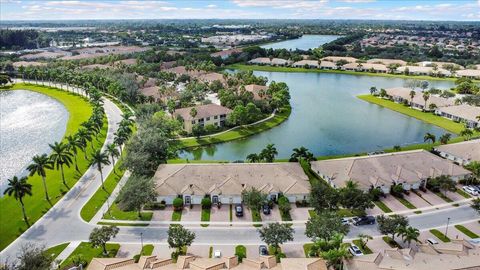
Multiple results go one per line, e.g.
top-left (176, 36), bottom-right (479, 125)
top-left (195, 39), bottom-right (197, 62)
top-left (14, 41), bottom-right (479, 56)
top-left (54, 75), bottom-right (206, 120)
top-left (290, 205), bottom-right (311, 221)
top-left (152, 244), bottom-right (175, 258)
top-left (211, 245), bottom-right (235, 257)
top-left (380, 195), bottom-right (408, 212)
top-left (232, 206), bottom-right (253, 223)
top-left (210, 205), bottom-right (230, 222)
top-left (405, 192), bottom-right (430, 208)
top-left (245, 245), bottom-right (260, 258)
top-left (445, 190), bottom-right (466, 201)
top-left (152, 206), bottom-right (174, 221)
top-left (182, 205), bottom-right (201, 222)
top-left (116, 244), bottom-right (141, 258)
top-left (366, 238), bottom-right (391, 253)
top-left (260, 206), bottom-right (281, 222)
top-left (419, 191), bottom-right (446, 206)
top-left (187, 245), bottom-right (210, 257)
top-left (281, 244), bottom-right (305, 257)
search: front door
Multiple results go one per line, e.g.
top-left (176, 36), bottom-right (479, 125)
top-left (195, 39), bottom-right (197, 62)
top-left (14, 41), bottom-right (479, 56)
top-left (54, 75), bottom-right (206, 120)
top-left (184, 196), bottom-right (191, 205)
top-left (212, 195), bottom-right (219, 205)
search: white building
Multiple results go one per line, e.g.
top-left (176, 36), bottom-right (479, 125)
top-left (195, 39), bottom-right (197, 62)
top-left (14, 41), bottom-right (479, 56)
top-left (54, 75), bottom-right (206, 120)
top-left (434, 140), bottom-right (480, 166)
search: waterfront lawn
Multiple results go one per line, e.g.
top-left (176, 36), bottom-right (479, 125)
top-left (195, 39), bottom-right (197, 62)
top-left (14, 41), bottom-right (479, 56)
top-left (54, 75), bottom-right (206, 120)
top-left (60, 242), bottom-right (119, 268)
top-left (0, 84), bottom-right (108, 251)
top-left (174, 106), bottom-right (291, 149)
top-left (358, 95), bottom-right (465, 134)
top-left (455, 225), bottom-right (479, 238)
top-left (430, 229), bottom-right (451, 242)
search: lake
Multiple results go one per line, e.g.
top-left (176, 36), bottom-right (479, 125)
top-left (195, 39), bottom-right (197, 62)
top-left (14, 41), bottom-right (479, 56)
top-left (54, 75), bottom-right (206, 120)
top-left (0, 90), bottom-right (68, 193)
top-left (179, 72), bottom-right (455, 161)
top-left (261, 35), bottom-right (340, 50)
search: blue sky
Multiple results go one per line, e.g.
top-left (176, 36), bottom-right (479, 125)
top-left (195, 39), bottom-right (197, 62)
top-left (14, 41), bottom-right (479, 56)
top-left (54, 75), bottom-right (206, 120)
top-left (1, 0), bottom-right (479, 21)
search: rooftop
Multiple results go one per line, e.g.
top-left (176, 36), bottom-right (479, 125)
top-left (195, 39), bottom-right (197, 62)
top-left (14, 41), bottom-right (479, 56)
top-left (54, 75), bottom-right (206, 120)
top-left (436, 104), bottom-right (480, 122)
top-left (174, 103), bottom-right (232, 121)
top-left (434, 139), bottom-right (480, 163)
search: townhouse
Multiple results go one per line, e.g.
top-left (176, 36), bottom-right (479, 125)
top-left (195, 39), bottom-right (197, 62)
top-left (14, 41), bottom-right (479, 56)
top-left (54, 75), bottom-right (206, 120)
top-left (384, 87), bottom-right (456, 111)
top-left (174, 104), bottom-right (232, 133)
top-left (434, 139), bottom-right (480, 166)
top-left (244, 84), bottom-right (268, 100)
top-left (435, 104), bottom-right (480, 128)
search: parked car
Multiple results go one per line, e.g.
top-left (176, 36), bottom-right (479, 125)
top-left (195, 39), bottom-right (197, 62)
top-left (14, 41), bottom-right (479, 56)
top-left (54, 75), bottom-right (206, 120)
top-left (341, 218), bottom-right (350, 225)
top-left (463, 186), bottom-right (478, 196)
top-left (352, 216), bottom-right (376, 226)
top-left (426, 238), bottom-right (439, 245)
top-left (213, 250), bottom-right (222, 258)
top-left (259, 245), bottom-right (268, 256)
top-left (348, 244), bottom-right (363, 256)
top-left (262, 204), bottom-right (271, 215)
top-left (471, 185), bottom-right (480, 193)
top-left (235, 204), bottom-right (244, 217)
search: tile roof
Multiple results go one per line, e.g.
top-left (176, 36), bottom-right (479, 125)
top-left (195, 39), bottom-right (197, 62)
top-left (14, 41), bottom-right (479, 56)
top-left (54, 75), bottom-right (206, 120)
top-left (173, 104), bottom-right (232, 121)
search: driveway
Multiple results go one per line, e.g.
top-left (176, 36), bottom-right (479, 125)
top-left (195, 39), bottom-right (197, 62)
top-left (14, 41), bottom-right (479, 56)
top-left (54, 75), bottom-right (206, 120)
top-left (210, 205), bottom-right (230, 222)
top-left (281, 244), bottom-right (305, 257)
top-left (405, 192), bottom-right (430, 208)
top-left (232, 206), bottom-right (253, 224)
top-left (290, 205), bottom-right (311, 221)
top-left (116, 244), bottom-right (141, 258)
top-left (152, 244), bottom-right (175, 258)
top-left (260, 206), bottom-right (281, 222)
top-left (182, 206), bottom-right (201, 222)
top-left (152, 207), bottom-right (174, 221)
top-left (187, 245), bottom-right (210, 257)
top-left (381, 195), bottom-right (408, 212)
top-left (245, 245), bottom-right (261, 258)
top-left (420, 191), bottom-right (447, 206)
top-left (211, 245), bottom-right (235, 257)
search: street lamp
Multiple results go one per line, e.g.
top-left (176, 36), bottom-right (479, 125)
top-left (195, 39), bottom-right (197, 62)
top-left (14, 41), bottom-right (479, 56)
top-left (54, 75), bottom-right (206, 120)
top-left (445, 217), bottom-right (451, 237)
top-left (140, 232), bottom-right (144, 254)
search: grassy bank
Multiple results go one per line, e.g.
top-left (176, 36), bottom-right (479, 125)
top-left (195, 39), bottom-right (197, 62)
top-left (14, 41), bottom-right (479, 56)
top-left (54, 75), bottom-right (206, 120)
top-left (226, 63), bottom-right (476, 82)
top-left (0, 83), bottom-right (108, 251)
top-left (358, 95), bottom-right (466, 134)
top-left (60, 242), bottom-right (119, 268)
top-left (174, 106), bottom-right (291, 149)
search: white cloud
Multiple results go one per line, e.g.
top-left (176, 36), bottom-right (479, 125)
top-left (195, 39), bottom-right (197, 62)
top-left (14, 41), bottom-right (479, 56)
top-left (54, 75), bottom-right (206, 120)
top-left (206, 4), bottom-right (217, 8)
top-left (232, 0), bottom-right (327, 9)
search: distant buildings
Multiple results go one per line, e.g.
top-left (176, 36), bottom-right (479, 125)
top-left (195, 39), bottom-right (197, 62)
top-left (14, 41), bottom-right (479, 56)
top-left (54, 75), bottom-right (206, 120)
top-left (435, 104), bottom-right (480, 128)
top-left (244, 84), bottom-right (268, 100)
top-left (174, 104), bottom-right (232, 133)
top-left (384, 87), bottom-right (456, 111)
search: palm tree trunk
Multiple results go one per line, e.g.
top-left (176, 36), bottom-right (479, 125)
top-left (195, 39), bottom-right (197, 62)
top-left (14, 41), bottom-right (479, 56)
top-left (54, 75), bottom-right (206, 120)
top-left (42, 176), bottom-right (50, 201)
top-left (19, 197), bottom-right (29, 226)
top-left (99, 165), bottom-right (105, 190)
top-left (102, 243), bottom-right (108, 256)
top-left (111, 156), bottom-right (116, 172)
top-left (60, 165), bottom-right (67, 186)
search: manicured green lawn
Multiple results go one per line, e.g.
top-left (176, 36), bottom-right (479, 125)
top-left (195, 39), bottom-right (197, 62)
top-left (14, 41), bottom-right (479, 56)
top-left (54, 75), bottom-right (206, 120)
top-left (141, 244), bottom-right (154, 256)
top-left (454, 225), bottom-right (479, 238)
top-left (172, 210), bottom-right (182, 221)
top-left (235, 245), bottom-right (247, 262)
top-left (60, 242), bottom-right (119, 268)
top-left (0, 83), bottom-right (108, 251)
top-left (374, 200), bottom-right (393, 213)
top-left (45, 242), bottom-right (70, 261)
top-left (456, 189), bottom-right (472, 199)
top-left (337, 209), bottom-right (366, 218)
top-left (252, 209), bottom-right (262, 227)
top-left (395, 197), bottom-right (417, 209)
top-left (352, 239), bottom-right (373, 254)
top-left (430, 229), bottom-right (451, 242)
top-left (226, 63), bottom-right (474, 82)
top-left (103, 203), bottom-right (153, 221)
top-left (358, 95), bottom-right (466, 134)
top-left (174, 106), bottom-right (291, 149)
top-left (201, 208), bottom-right (211, 227)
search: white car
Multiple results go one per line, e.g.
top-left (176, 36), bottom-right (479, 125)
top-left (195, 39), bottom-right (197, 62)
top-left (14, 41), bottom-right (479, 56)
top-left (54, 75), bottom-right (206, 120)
top-left (348, 244), bottom-right (363, 256)
top-left (341, 218), bottom-right (350, 225)
top-left (426, 238), bottom-right (439, 245)
top-left (213, 250), bottom-right (221, 258)
top-left (463, 186), bottom-right (479, 196)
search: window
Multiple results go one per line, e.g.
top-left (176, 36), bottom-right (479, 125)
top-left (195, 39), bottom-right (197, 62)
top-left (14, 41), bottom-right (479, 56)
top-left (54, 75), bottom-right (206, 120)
top-left (206, 117), bottom-right (210, 121)
top-left (191, 120), bottom-right (195, 124)
top-left (214, 115), bottom-right (218, 119)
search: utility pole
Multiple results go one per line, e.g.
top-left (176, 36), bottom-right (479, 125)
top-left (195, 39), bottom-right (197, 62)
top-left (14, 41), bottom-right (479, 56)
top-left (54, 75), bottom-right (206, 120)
top-left (445, 217), bottom-right (451, 237)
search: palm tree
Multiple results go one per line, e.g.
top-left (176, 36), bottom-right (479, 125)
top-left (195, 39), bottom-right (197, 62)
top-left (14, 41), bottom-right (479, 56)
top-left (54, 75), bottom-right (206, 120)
top-left (90, 150), bottom-right (111, 190)
top-left (439, 133), bottom-right (452, 144)
top-left (26, 154), bottom-right (53, 201)
top-left (409, 90), bottom-right (416, 107)
top-left (320, 246), bottom-right (351, 270)
top-left (77, 129), bottom-right (92, 159)
top-left (65, 135), bottom-right (82, 171)
top-left (424, 133), bottom-right (436, 144)
top-left (105, 143), bottom-right (120, 171)
top-left (422, 92), bottom-right (430, 111)
top-left (290, 146), bottom-right (316, 162)
top-left (460, 128), bottom-right (474, 140)
top-left (49, 142), bottom-right (73, 187)
top-left (260, 144), bottom-right (278, 163)
top-left (4, 176), bottom-right (32, 226)
top-left (358, 234), bottom-right (373, 250)
top-left (396, 226), bottom-right (420, 248)
top-left (246, 153), bottom-right (260, 163)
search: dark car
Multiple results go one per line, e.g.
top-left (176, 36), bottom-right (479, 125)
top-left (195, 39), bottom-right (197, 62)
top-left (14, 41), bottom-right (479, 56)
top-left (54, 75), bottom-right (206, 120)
top-left (262, 204), bottom-right (271, 215)
top-left (235, 204), bottom-right (244, 217)
top-left (352, 216), bottom-right (376, 226)
top-left (259, 245), bottom-right (268, 256)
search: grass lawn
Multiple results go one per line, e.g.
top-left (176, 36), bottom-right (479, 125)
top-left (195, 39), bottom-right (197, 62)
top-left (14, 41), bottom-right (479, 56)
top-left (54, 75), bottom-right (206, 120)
top-left (454, 225), bottom-right (479, 238)
top-left (60, 242), bottom-right (119, 268)
top-left (141, 244), bottom-right (154, 256)
top-left (358, 95), bottom-right (466, 134)
top-left (97, 222), bottom-right (149, 227)
top-left (103, 203), bottom-right (153, 221)
top-left (456, 189), bottom-right (472, 199)
top-left (226, 63), bottom-right (474, 82)
top-left (235, 245), bottom-right (247, 262)
top-left (172, 210), bottom-right (182, 221)
top-left (45, 242), bottom-right (70, 261)
top-left (173, 106), bottom-right (291, 149)
top-left (0, 83), bottom-right (109, 251)
top-left (303, 243), bottom-right (314, 257)
top-left (337, 209), bottom-right (366, 218)
top-left (352, 239), bottom-right (373, 254)
top-left (201, 208), bottom-right (211, 227)
top-left (395, 196), bottom-right (417, 209)
top-left (382, 236), bottom-right (401, 248)
top-left (252, 209), bottom-right (262, 227)
top-left (435, 192), bottom-right (454, 203)
top-left (430, 229), bottom-right (451, 242)
top-left (300, 159), bottom-right (324, 186)
top-left (374, 200), bottom-right (393, 213)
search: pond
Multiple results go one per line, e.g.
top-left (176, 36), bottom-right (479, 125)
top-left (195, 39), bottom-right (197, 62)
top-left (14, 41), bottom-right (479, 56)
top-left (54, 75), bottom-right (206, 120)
top-left (179, 72), bottom-right (455, 161)
top-left (261, 35), bottom-right (341, 50)
top-left (0, 90), bottom-right (68, 193)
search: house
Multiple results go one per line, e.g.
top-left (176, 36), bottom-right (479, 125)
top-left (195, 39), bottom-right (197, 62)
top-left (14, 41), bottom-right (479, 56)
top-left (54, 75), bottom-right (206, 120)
top-left (88, 255), bottom-right (327, 270)
top-left (321, 56), bottom-right (357, 63)
top-left (292, 60), bottom-right (319, 68)
top-left (139, 86), bottom-right (161, 102)
top-left (12, 61), bottom-right (46, 68)
top-left (244, 84), bottom-right (268, 100)
top-left (210, 48), bottom-right (242, 59)
top-left (435, 104), bottom-right (480, 128)
top-left (113, 58), bottom-right (137, 66)
top-left (396, 66), bottom-right (451, 77)
top-left (342, 63), bottom-right (387, 73)
top-left (153, 162), bottom-right (311, 205)
top-left (367, 58), bottom-right (407, 66)
top-left (248, 57), bottom-right (272, 65)
top-left (174, 104), bottom-right (232, 133)
top-left (456, 69), bottom-right (480, 79)
top-left (319, 61), bottom-right (336, 69)
top-left (345, 240), bottom-right (480, 270)
top-left (384, 87), bottom-right (455, 111)
top-left (310, 150), bottom-right (471, 193)
top-left (164, 66), bottom-right (206, 78)
top-left (271, 58), bottom-right (291, 66)
top-left (196, 72), bottom-right (226, 85)
top-left (434, 140), bottom-right (480, 166)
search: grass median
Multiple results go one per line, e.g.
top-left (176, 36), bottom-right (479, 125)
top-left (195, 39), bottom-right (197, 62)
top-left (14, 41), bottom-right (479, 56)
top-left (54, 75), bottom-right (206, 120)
top-left (173, 106), bottom-right (291, 149)
top-left (0, 83), bottom-right (108, 251)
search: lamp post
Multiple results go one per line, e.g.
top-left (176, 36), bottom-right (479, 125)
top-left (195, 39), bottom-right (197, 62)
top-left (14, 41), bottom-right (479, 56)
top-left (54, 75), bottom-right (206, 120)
top-left (140, 232), bottom-right (144, 254)
top-left (445, 217), bottom-right (451, 237)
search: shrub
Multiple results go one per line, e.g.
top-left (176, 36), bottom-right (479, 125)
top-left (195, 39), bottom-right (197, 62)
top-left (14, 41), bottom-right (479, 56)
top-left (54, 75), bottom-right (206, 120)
top-left (235, 245), bottom-right (247, 262)
top-left (173, 198), bottom-right (184, 210)
top-left (278, 196), bottom-right (291, 213)
top-left (369, 187), bottom-right (383, 201)
top-left (201, 197), bottom-right (212, 209)
top-left (390, 184), bottom-right (404, 198)
top-left (144, 202), bottom-right (166, 210)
